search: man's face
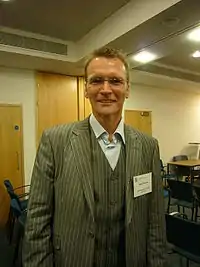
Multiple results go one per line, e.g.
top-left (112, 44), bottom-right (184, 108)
top-left (85, 57), bottom-right (129, 117)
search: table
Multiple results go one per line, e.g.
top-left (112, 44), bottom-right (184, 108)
top-left (167, 160), bottom-right (200, 182)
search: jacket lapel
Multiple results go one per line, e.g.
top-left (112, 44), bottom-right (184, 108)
top-left (125, 125), bottom-right (143, 226)
top-left (70, 118), bottom-right (94, 222)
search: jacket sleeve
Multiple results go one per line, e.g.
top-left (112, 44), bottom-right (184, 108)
top-left (23, 130), bottom-right (55, 267)
top-left (147, 140), bottom-right (167, 267)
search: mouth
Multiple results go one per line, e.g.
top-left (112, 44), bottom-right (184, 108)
top-left (98, 100), bottom-right (116, 103)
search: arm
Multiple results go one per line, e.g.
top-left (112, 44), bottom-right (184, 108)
top-left (147, 140), bottom-right (167, 267)
top-left (23, 130), bottom-right (55, 267)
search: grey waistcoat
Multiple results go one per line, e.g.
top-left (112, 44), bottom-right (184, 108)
top-left (90, 130), bottom-right (126, 267)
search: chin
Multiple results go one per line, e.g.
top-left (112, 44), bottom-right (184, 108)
top-left (96, 107), bottom-right (120, 116)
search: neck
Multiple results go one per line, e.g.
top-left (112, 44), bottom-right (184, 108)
top-left (93, 112), bottom-right (122, 134)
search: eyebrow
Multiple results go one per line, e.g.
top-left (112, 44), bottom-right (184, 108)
top-left (87, 73), bottom-right (125, 79)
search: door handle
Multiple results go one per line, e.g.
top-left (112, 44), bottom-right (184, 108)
top-left (16, 152), bottom-right (20, 170)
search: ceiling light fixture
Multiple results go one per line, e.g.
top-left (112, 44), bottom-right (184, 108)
top-left (188, 27), bottom-right (200, 42)
top-left (0, 0), bottom-right (14, 2)
top-left (132, 51), bottom-right (157, 63)
top-left (192, 50), bottom-right (200, 58)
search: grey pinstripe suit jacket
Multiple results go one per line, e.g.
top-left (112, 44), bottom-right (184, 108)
top-left (23, 118), bottom-right (167, 267)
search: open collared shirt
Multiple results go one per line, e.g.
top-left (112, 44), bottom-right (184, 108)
top-left (89, 114), bottom-right (125, 170)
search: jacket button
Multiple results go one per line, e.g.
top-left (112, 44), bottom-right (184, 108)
top-left (110, 200), bottom-right (117, 206)
top-left (88, 231), bottom-right (95, 239)
top-left (111, 173), bottom-right (119, 181)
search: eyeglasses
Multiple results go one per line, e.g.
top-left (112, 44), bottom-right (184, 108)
top-left (86, 76), bottom-right (126, 88)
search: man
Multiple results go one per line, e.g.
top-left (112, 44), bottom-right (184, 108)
top-left (23, 47), bottom-right (167, 267)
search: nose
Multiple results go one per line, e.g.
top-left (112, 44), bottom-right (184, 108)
top-left (100, 80), bottom-right (112, 94)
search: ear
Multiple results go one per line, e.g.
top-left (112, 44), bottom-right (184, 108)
top-left (125, 83), bottom-right (130, 99)
top-left (84, 81), bottom-right (89, 98)
top-left (85, 91), bottom-right (89, 98)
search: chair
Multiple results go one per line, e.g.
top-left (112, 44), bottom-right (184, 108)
top-left (4, 179), bottom-right (30, 195)
top-left (10, 198), bottom-right (23, 219)
top-left (166, 213), bottom-right (200, 267)
top-left (161, 159), bottom-right (176, 179)
top-left (160, 159), bottom-right (176, 193)
top-left (172, 155), bottom-right (188, 161)
top-left (4, 179), bottom-right (29, 243)
top-left (10, 199), bottom-right (27, 265)
top-left (172, 155), bottom-right (190, 180)
top-left (167, 179), bottom-right (197, 220)
top-left (9, 198), bottom-right (23, 243)
top-left (193, 185), bottom-right (200, 221)
top-left (4, 179), bottom-right (29, 210)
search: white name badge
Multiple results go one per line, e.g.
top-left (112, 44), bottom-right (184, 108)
top-left (133, 172), bottom-right (152, 198)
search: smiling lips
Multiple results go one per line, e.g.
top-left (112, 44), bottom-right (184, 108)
top-left (98, 100), bottom-right (116, 103)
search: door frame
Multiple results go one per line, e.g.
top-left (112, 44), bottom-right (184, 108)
top-left (0, 103), bottom-right (25, 186)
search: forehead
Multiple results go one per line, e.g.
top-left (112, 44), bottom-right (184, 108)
top-left (87, 57), bottom-right (126, 78)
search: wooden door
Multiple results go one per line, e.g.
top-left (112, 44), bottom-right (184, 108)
top-left (124, 110), bottom-right (152, 135)
top-left (77, 77), bottom-right (92, 119)
top-left (84, 98), bottom-right (92, 118)
top-left (36, 73), bottom-right (79, 143)
top-left (0, 104), bottom-right (24, 226)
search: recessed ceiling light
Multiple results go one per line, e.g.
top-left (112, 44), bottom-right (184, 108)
top-left (192, 50), bottom-right (200, 58)
top-left (132, 51), bottom-right (157, 63)
top-left (188, 27), bottom-right (200, 42)
top-left (0, 0), bottom-right (14, 2)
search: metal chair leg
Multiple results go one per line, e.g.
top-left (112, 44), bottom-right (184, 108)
top-left (9, 217), bottom-right (15, 244)
top-left (191, 208), bottom-right (194, 221)
top-left (13, 220), bottom-right (23, 266)
top-left (178, 205), bottom-right (180, 213)
top-left (183, 206), bottom-right (185, 214)
top-left (179, 255), bottom-right (183, 267)
top-left (167, 195), bottom-right (171, 214)
top-left (6, 209), bottom-right (12, 242)
top-left (195, 206), bottom-right (198, 222)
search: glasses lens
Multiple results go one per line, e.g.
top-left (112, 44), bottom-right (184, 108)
top-left (88, 76), bottom-right (104, 85)
top-left (109, 77), bottom-right (124, 86)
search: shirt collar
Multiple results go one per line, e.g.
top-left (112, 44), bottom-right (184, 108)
top-left (89, 114), bottom-right (125, 144)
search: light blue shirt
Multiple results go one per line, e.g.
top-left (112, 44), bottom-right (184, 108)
top-left (89, 114), bottom-right (125, 170)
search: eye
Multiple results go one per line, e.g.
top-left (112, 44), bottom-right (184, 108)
top-left (109, 77), bottom-right (124, 86)
top-left (89, 77), bottom-right (104, 85)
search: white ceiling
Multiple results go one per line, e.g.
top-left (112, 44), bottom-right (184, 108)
top-left (0, 0), bottom-right (131, 41)
top-left (1, 0), bottom-right (200, 83)
top-left (110, 0), bottom-right (200, 55)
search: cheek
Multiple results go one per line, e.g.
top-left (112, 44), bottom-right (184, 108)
top-left (87, 92), bottom-right (97, 100)
top-left (114, 91), bottom-right (126, 101)
top-left (86, 87), bottom-right (98, 98)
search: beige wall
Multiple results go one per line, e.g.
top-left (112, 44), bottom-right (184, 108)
top-left (0, 67), bottom-right (36, 184)
top-left (125, 78), bottom-right (200, 164)
top-left (1, 66), bottom-right (200, 183)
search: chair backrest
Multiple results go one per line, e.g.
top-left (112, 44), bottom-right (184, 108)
top-left (4, 179), bottom-right (22, 209)
top-left (4, 179), bottom-right (14, 191)
top-left (10, 199), bottom-right (22, 218)
top-left (172, 155), bottom-right (188, 161)
top-left (167, 179), bottom-right (194, 202)
top-left (160, 159), bottom-right (164, 170)
top-left (160, 159), bottom-right (166, 176)
top-left (166, 214), bottom-right (200, 256)
top-left (171, 155), bottom-right (190, 177)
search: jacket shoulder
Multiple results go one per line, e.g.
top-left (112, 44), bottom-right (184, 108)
top-left (44, 122), bottom-right (77, 138)
top-left (40, 121), bottom-right (82, 149)
top-left (125, 124), bottom-right (158, 147)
